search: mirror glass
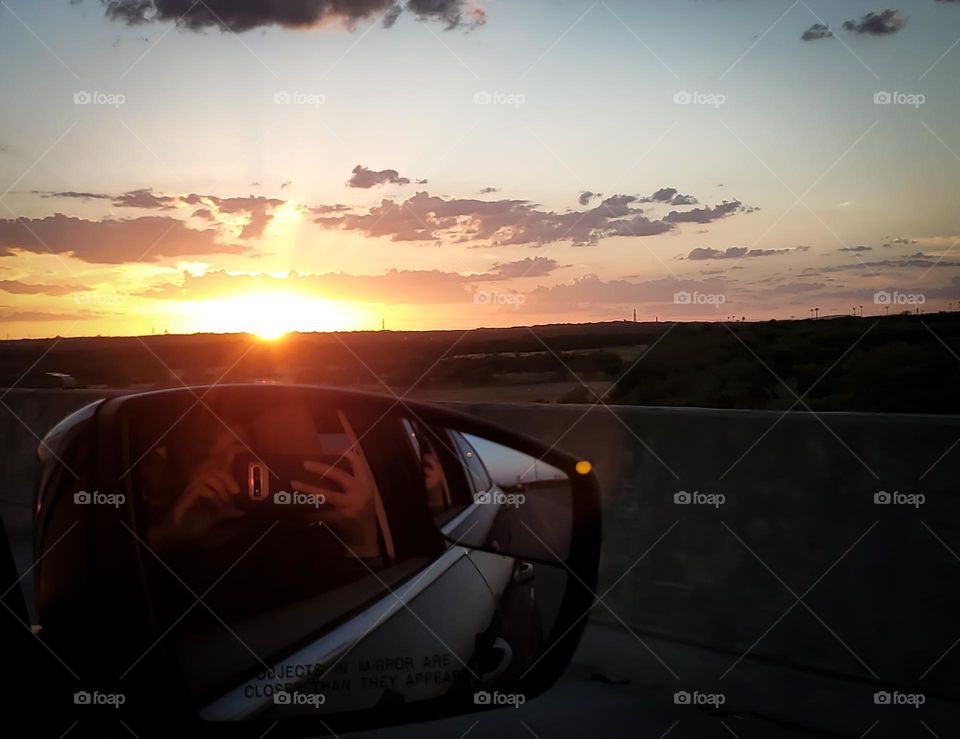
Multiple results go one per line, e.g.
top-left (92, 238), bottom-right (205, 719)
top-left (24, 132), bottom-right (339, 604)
top-left (120, 389), bottom-right (576, 721)
top-left (398, 419), bottom-right (574, 562)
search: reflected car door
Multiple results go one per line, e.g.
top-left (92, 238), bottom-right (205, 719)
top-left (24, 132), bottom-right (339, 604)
top-left (202, 418), bottom-right (506, 719)
top-left (444, 430), bottom-right (516, 602)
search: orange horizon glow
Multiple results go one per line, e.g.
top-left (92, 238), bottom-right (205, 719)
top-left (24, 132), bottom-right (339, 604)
top-left (177, 291), bottom-right (371, 339)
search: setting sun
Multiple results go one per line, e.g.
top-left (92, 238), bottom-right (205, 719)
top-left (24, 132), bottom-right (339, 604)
top-left (184, 292), bottom-right (368, 338)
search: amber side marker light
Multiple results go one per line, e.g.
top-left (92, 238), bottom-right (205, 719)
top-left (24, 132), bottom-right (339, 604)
top-left (575, 460), bottom-right (592, 475)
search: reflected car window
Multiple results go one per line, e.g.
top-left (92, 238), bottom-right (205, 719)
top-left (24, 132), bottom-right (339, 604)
top-left (127, 398), bottom-right (410, 703)
top-left (401, 418), bottom-right (463, 525)
top-left (451, 431), bottom-right (493, 494)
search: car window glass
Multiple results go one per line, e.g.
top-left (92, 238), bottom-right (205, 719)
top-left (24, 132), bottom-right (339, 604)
top-left (400, 418), bottom-right (464, 526)
top-left (126, 397), bottom-right (426, 706)
top-left (451, 431), bottom-right (493, 494)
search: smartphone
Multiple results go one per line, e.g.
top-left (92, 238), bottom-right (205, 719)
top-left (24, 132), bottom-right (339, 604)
top-left (232, 453), bottom-right (350, 511)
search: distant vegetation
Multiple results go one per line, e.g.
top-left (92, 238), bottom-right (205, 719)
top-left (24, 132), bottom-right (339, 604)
top-left (1, 314), bottom-right (958, 414)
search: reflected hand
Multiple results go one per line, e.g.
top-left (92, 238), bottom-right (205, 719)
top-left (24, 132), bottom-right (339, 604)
top-left (423, 452), bottom-right (447, 512)
top-left (169, 436), bottom-right (246, 544)
top-left (291, 448), bottom-right (379, 559)
top-left (423, 452), bottom-right (443, 489)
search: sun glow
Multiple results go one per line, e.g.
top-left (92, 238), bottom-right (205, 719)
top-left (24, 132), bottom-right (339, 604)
top-left (186, 292), bottom-right (367, 338)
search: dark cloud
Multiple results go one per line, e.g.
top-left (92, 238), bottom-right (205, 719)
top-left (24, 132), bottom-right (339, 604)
top-left (33, 190), bottom-right (113, 202)
top-left (648, 187), bottom-right (677, 202)
top-left (685, 245), bottom-right (808, 260)
top-left (838, 245), bottom-right (872, 252)
top-left (406, 0), bottom-right (486, 29)
top-left (36, 188), bottom-right (285, 239)
top-left (479, 187), bottom-right (499, 194)
top-left (801, 23), bottom-right (833, 41)
top-left (601, 214), bottom-right (673, 239)
top-left (0, 214), bottom-right (247, 264)
top-left (101, 0), bottom-right (485, 32)
top-left (663, 200), bottom-right (748, 224)
top-left (315, 190), bottom-right (675, 246)
top-left (347, 164), bottom-right (412, 189)
top-left (687, 247), bottom-right (746, 260)
top-left (0, 280), bottom-right (91, 296)
top-left (485, 256), bottom-right (562, 279)
top-left (597, 194), bottom-right (638, 214)
top-left (842, 9), bottom-right (906, 35)
top-left (180, 193), bottom-right (285, 239)
top-left (383, 3), bottom-right (403, 27)
top-left (882, 237), bottom-right (918, 247)
top-left (578, 191), bottom-right (599, 206)
top-left (309, 203), bottom-right (351, 214)
top-left (640, 187), bottom-right (698, 206)
top-left (115, 188), bottom-right (176, 209)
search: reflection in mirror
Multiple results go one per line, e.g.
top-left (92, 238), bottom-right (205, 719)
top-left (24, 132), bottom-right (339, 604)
top-left (397, 419), bottom-right (576, 684)
top-left (119, 390), bottom-right (579, 722)
top-left (401, 421), bottom-right (574, 563)
top-left (464, 433), bottom-right (572, 561)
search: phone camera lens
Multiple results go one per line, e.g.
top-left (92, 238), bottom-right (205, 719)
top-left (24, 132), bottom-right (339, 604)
top-left (252, 465), bottom-right (262, 498)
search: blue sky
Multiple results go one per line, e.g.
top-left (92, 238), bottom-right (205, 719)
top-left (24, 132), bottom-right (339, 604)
top-left (0, 0), bottom-right (958, 337)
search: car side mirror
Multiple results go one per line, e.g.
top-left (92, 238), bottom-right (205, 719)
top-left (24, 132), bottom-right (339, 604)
top-left (29, 385), bottom-right (601, 736)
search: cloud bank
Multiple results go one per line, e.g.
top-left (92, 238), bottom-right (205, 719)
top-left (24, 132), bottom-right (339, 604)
top-left (315, 190), bottom-right (749, 246)
top-left (101, 0), bottom-right (485, 32)
top-left (347, 165), bottom-right (413, 189)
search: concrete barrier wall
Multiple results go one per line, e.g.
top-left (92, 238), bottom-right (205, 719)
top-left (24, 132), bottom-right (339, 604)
top-left (455, 402), bottom-right (960, 700)
top-left (2, 391), bottom-right (958, 697)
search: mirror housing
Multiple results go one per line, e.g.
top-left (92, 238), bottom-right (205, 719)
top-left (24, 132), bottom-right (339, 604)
top-left (28, 385), bottom-right (601, 737)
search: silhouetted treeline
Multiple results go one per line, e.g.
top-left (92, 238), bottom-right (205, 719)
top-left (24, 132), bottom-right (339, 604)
top-left (1, 314), bottom-right (958, 414)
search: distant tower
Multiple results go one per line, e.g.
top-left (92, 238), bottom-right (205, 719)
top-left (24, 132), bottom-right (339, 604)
top-left (381, 317), bottom-right (385, 331)
top-left (632, 308), bottom-right (637, 323)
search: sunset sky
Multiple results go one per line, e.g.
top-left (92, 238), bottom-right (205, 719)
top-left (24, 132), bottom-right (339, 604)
top-left (0, 0), bottom-right (958, 338)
